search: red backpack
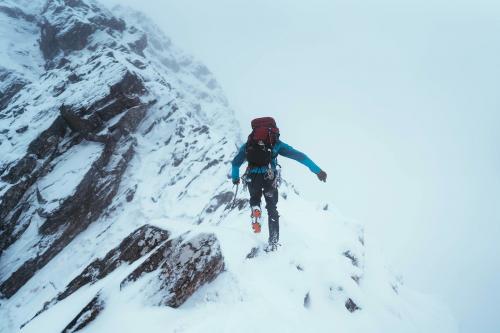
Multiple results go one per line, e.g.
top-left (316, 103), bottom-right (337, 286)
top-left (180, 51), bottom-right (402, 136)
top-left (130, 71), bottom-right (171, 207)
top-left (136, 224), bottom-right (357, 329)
top-left (245, 117), bottom-right (280, 166)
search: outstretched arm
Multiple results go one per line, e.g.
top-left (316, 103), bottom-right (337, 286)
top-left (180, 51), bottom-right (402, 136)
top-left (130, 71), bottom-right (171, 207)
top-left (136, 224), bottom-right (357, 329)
top-left (277, 141), bottom-right (321, 174)
top-left (231, 143), bottom-right (247, 181)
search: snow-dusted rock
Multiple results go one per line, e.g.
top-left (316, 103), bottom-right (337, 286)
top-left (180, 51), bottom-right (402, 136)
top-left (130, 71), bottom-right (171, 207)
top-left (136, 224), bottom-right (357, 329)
top-left (22, 224), bottom-right (169, 329)
top-left (60, 224), bottom-right (169, 300)
top-left (61, 293), bottom-right (105, 333)
top-left (121, 232), bottom-right (224, 308)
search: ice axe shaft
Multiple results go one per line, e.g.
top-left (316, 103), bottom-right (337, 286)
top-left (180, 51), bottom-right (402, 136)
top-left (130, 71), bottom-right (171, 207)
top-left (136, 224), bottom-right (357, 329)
top-left (231, 183), bottom-right (239, 209)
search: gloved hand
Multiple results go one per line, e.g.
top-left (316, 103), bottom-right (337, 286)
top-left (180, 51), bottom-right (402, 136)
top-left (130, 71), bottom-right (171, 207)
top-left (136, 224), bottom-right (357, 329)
top-left (317, 170), bottom-right (327, 182)
top-left (232, 178), bottom-right (240, 185)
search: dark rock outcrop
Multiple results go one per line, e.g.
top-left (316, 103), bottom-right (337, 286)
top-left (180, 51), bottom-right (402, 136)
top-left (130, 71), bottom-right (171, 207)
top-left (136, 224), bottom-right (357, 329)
top-left (40, 0), bottom-right (125, 60)
top-left (0, 70), bottom-right (28, 111)
top-left (345, 298), bottom-right (361, 313)
top-left (204, 191), bottom-right (233, 214)
top-left (342, 250), bottom-right (359, 267)
top-left (246, 246), bottom-right (260, 259)
top-left (59, 224), bottom-right (169, 301)
top-left (1, 155), bottom-right (37, 184)
top-left (304, 292), bottom-right (311, 309)
top-left (0, 5), bottom-right (36, 22)
top-left (121, 232), bottom-right (225, 308)
top-left (59, 105), bottom-right (104, 135)
top-left (93, 71), bottom-right (145, 121)
top-left (24, 225), bottom-right (169, 327)
top-left (62, 293), bottom-right (105, 333)
top-left (128, 33), bottom-right (148, 57)
top-left (40, 18), bottom-right (96, 59)
top-left (0, 118), bottom-right (66, 220)
top-left (0, 0), bottom-right (235, 326)
top-left (0, 103), bottom-right (149, 299)
top-left (0, 116), bottom-right (68, 254)
top-left (59, 71), bottom-right (145, 138)
top-left (27, 116), bottom-right (68, 159)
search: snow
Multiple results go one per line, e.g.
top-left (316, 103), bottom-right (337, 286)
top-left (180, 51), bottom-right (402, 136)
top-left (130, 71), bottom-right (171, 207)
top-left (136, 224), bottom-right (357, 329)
top-left (0, 1), bottom-right (457, 332)
top-left (37, 140), bottom-right (103, 204)
top-left (0, 4), bottom-right (43, 79)
top-left (14, 189), bottom-right (457, 333)
top-left (0, 214), bottom-right (47, 282)
top-left (0, 0), bottom-right (44, 16)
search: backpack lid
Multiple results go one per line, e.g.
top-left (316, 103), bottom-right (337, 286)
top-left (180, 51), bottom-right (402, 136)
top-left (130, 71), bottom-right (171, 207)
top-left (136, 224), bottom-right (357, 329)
top-left (251, 117), bottom-right (277, 130)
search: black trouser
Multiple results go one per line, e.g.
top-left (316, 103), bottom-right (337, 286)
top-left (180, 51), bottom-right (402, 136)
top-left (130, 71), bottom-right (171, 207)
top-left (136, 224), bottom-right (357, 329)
top-left (247, 173), bottom-right (279, 243)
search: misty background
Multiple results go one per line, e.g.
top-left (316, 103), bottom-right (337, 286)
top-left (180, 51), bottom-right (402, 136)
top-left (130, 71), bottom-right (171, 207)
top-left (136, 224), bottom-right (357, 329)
top-left (101, 0), bottom-right (500, 331)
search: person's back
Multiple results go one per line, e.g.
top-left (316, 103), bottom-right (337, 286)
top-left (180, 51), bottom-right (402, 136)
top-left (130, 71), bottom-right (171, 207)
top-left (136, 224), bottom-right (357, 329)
top-left (231, 117), bottom-right (327, 251)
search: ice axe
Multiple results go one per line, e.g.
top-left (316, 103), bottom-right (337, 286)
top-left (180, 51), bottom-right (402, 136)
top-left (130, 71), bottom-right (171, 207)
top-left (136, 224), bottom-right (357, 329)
top-left (231, 183), bottom-right (239, 209)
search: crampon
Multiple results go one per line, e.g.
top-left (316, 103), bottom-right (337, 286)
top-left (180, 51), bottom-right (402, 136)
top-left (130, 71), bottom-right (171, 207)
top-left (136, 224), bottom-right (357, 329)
top-left (251, 207), bottom-right (262, 233)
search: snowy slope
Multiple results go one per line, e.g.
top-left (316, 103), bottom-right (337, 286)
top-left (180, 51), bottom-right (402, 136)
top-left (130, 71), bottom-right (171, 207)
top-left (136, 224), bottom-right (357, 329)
top-left (0, 1), bottom-right (456, 332)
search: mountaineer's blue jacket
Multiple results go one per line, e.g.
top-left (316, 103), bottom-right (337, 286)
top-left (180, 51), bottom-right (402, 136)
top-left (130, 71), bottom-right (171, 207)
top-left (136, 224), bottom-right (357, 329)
top-left (231, 140), bottom-right (321, 180)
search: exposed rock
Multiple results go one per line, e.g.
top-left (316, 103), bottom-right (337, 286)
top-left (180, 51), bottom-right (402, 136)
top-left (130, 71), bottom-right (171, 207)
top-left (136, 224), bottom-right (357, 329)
top-left (40, 18), bottom-right (95, 60)
top-left (0, 203), bottom-right (31, 256)
top-left (0, 5), bottom-right (36, 22)
top-left (60, 105), bottom-right (104, 136)
top-left (38, 142), bottom-right (125, 235)
top-left (91, 15), bottom-right (125, 33)
top-left (200, 159), bottom-right (220, 172)
top-left (232, 197), bottom-right (248, 211)
top-left (0, 71), bottom-right (28, 111)
top-left (192, 125), bottom-right (209, 135)
top-left (109, 104), bottom-right (148, 135)
top-left (345, 298), bottom-right (361, 313)
top-left (59, 71), bottom-right (145, 138)
top-left (93, 71), bottom-right (145, 121)
top-left (342, 250), bottom-right (359, 267)
top-left (0, 0), bottom-right (239, 327)
top-left (15, 125), bottom-right (29, 134)
top-left (204, 191), bottom-right (234, 214)
top-left (0, 104), bottom-right (149, 298)
top-left (391, 284), bottom-right (399, 294)
top-left (120, 232), bottom-right (224, 308)
top-left (304, 292), bottom-right (311, 309)
top-left (40, 0), bottom-right (126, 60)
top-left (59, 224), bottom-right (169, 301)
top-left (24, 225), bottom-right (169, 326)
top-left (1, 155), bottom-right (37, 184)
top-left (0, 116), bottom-right (68, 250)
top-left (125, 184), bottom-right (137, 202)
top-left (67, 73), bottom-right (81, 83)
top-left (128, 33), bottom-right (148, 57)
top-left (246, 246), bottom-right (260, 259)
top-left (27, 116), bottom-right (68, 159)
top-left (62, 293), bottom-right (104, 333)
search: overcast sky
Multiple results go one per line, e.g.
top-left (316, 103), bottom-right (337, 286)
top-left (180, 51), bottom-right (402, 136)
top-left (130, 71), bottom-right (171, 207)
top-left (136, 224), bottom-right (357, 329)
top-left (101, 1), bottom-right (500, 331)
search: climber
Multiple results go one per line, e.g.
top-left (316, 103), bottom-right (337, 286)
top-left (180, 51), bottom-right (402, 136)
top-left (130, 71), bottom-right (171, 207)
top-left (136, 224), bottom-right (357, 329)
top-left (231, 117), bottom-right (327, 251)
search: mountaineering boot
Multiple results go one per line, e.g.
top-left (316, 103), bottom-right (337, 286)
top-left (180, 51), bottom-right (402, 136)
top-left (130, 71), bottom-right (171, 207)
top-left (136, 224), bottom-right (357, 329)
top-left (264, 239), bottom-right (280, 252)
top-left (264, 213), bottom-right (279, 252)
top-left (251, 206), bottom-right (262, 233)
top-left (265, 231), bottom-right (280, 252)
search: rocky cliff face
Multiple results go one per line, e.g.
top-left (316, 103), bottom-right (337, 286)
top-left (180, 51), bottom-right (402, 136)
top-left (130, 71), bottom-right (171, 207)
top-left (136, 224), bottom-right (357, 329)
top-left (1, 0), bottom-right (237, 330)
top-left (0, 1), bottom-right (456, 333)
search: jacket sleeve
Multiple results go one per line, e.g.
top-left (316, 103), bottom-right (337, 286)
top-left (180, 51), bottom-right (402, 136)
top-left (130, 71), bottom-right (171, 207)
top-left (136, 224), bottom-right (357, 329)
top-left (277, 141), bottom-right (321, 174)
top-left (231, 143), bottom-right (247, 180)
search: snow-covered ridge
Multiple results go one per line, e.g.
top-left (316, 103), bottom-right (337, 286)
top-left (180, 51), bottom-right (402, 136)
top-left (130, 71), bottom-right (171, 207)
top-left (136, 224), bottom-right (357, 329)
top-left (0, 0), bottom-right (455, 332)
